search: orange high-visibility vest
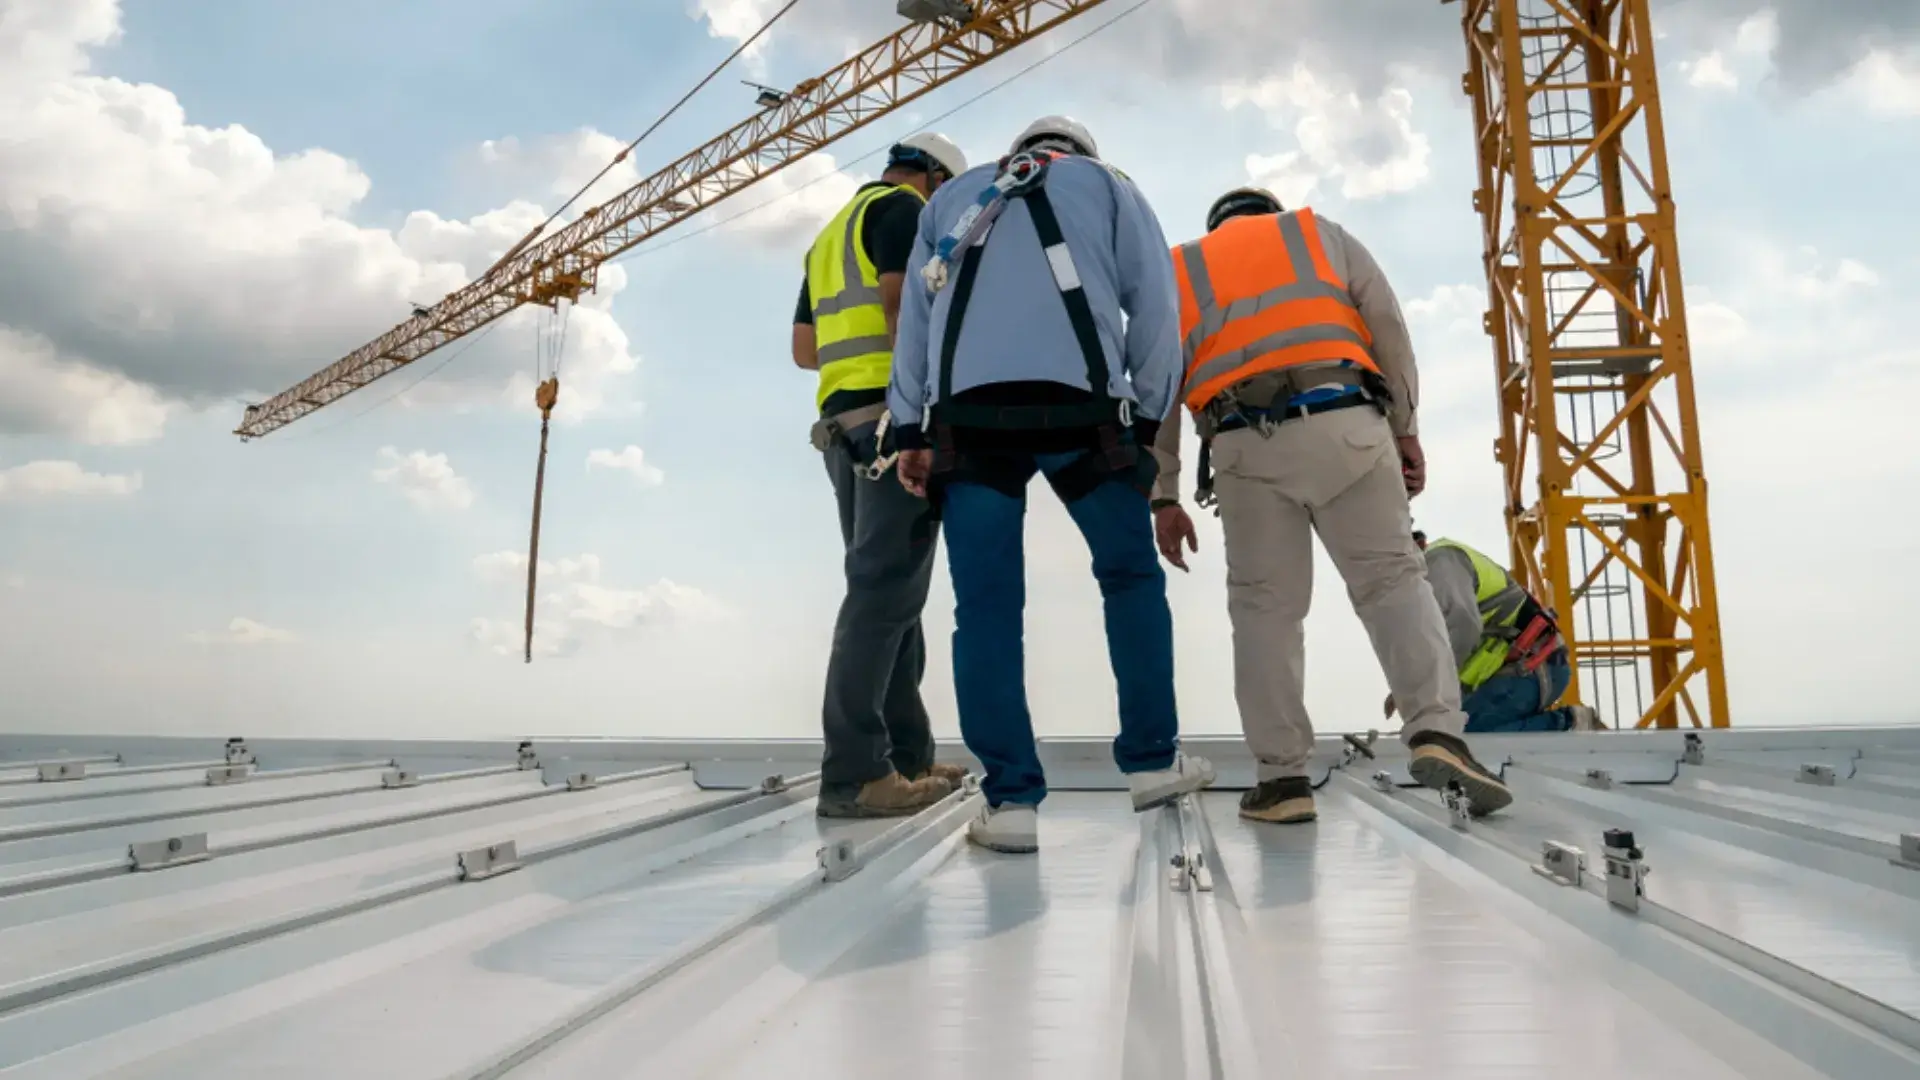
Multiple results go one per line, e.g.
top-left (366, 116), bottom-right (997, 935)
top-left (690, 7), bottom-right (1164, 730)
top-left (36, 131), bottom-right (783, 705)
top-left (1170, 208), bottom-right (1381, 415)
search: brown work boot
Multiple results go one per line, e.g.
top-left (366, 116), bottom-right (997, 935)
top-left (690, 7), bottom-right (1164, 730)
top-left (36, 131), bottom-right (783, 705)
top-left (1238, 777), bottom-right (1317, 823)
top-left (1407, 730), bottom-right (1513, 817)
top-left (918, 761), bottom-right (971, 786)
top-left (816, 770), bottom-right (952, 818)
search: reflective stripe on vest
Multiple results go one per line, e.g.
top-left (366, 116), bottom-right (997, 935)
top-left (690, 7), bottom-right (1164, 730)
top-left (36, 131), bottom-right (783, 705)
top-left (1430, 538), bottom-right (1533, 690)
top-left (805, 184), bottom-right (924, 411)
top-left (1171, 208), bottom-right (1382, 414)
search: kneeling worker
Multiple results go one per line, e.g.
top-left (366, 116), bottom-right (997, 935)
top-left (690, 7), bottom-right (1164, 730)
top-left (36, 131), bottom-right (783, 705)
top-left (889, 116), bottom-right (1215, 854)
top-left (1150, 186), bottom-right (1513, 826)
top-left (1400, 530), bottom-right (1607, 733)
top-left (794, 133), bottom-right (974, 818)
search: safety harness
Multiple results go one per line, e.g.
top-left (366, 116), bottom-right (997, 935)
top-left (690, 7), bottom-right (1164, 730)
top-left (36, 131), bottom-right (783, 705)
top-left (919, 150), bottom-right (1152, 505)
top-left (1190, 365), bottom-right (1391, 508)
top-left (808, 401), bottom-right (899, 481)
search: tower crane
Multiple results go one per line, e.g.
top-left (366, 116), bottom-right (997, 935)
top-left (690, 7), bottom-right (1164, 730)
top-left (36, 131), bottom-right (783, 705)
top-left (1448, 0), bottom-right (1728, 729)
top-left (233, 0), bottom-right (1730, 728)
top-left (231, 0), bottom-right (1113, 441)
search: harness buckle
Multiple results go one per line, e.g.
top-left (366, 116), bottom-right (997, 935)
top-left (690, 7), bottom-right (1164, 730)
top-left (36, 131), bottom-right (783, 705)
top-left (1117, 398), bottom-right (1133, 428)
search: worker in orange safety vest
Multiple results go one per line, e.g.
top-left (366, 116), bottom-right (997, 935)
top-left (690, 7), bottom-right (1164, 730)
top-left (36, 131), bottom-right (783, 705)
top-left (1148, 186), bottom-right (1514, 827)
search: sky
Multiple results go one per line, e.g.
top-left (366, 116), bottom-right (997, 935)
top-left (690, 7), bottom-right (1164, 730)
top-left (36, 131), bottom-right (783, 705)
top-left (0, 0), bottom-right (1916, 742)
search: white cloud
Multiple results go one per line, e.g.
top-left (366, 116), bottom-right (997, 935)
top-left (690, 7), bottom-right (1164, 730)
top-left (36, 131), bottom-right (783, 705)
top-left (1685, 51), bottom-right (1741, 89)
top-left (1839, 48), bottom-right (1920, 116)
top-left (1226, 67), bottom-right (1431, 203)
top-left (372, 447), bottom-right (474, 511)
top-left (586, 445), bottom-right (665, 486)
top-left (0, 325), bottom-right (171, 445)
top-left (3, 574), bottom-right (24, 590)
top-left (699, 152), bottom-right (862, 251)
top-left (0, 460), bottom-right (141, 500)
top-left (469, 550), bottom-right (725, 657)
top-left (188, 617), bottom-right (298, 646)
top-left (0, 0), bottom-right (643, 440)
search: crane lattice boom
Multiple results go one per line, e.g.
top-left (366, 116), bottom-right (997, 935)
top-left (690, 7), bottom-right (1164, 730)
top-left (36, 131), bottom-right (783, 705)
top-left (234, 0), bottom-right (1113, 439)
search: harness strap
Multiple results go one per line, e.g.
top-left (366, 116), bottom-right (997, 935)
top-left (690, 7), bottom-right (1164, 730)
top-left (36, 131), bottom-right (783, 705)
top-left (931, 157), bottom-right (1126, 432)
top-left (807, 401), bottom-right (889, 452)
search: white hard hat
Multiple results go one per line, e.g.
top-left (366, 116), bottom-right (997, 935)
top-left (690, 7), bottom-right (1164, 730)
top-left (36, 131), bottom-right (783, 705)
top-left (890, 132), bottom-right (968, 179)
top-left (1009, 115), bottom-right (1098, 159)
top-left (1206, 186), bottom-right (1284, 232)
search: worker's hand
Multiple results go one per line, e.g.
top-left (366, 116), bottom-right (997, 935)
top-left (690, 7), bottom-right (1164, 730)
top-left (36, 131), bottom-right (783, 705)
top-left (1396, 435), bottom-right (1427, 498)
top-left (1382, 692), bottom-right (1398, 720)
top-left (896, 449), bottom-right (934, 499)
top-left (1153, 504), bottom-right (1198, 572)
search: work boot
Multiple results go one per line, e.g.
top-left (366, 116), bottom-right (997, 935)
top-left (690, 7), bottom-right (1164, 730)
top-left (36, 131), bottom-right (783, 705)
top-left (1127, 753), bottom-right (1216, 812)
top-left (1238, 777), bottom-right (1317, 824)
top-left (967, 803), bottom-right (1039, 854)
top-left (1406, 730), bottom-right (1512, 817)
top-left (1564, 705), bottom-right (1607, 732)
top-left (911, 761), bottom-right (972, 786)
top-left (816, 770), bottom-right (952, 819)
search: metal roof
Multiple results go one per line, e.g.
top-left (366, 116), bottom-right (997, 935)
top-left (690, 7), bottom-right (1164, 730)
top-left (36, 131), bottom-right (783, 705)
top-left (1, 727), bottom-right (1918, 1079)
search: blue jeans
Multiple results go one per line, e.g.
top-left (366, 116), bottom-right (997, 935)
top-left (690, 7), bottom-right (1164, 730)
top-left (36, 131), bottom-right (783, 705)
top-left (1461, 652), bottom-right (1575, 733)
top-left (941, 454), bottom-right (1180, 807)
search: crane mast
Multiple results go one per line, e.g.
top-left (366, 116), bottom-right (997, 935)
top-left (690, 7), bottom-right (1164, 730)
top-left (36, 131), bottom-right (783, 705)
top-left (233, 0), bottom-right (1114, 440)
top-left (1453, 0), bottom-right (1728, 728)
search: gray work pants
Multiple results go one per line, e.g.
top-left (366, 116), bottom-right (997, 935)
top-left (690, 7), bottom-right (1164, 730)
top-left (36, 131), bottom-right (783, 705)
top-left (819, 425), bottom-right (940, 789)
top-left (1210, 406), bottom-right (1467, 781)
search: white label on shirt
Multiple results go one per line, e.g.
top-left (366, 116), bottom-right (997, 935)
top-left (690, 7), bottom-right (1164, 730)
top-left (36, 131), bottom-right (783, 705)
top-left (1044, 242), bottom-right (1081, 292)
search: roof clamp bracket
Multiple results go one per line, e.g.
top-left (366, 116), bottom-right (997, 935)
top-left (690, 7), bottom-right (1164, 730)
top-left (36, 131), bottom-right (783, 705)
top-left (1340, 729), bottom-right (1380, 767)
top-left (1602, 829), bottom-right (1648, 912)
top-left (564, 772), bottom-right (598, 791)
top-left (1681, 733), bottom-right (1704, 766)
top-left (1796, 763), bottom-right (1837, 787)
top-left (458, 841), bottom-right (522, 882)
top-left (37, 762), bottom-right (86, 782)
top-left (1892, 834), bottom-right (1920, 872)
top-left (381, 768), bottom-right (420, 789)
top-left (205, 763), bottom-right (253, 786)
top-left (1585, 768), bottom-right (1613, 790)
top-left (1443, 783), bottom-right (1472, 830)
top-left (516, 741), bottom-right (539, 771)
top-left (1371, 770), bottom-right (1396, 793)
top-left (820, 838), bottom-right (859, 883)
top-left (1168, 845), bottom-right (1213, 894)
top-left (128, 832), bottom-right (212, 872)
top-left (225, 737), bottom-right (255, 766)
top-left (1532, 840), bottom-right (1586, 887)
top-left (759, 773), bottom-right (789, 794)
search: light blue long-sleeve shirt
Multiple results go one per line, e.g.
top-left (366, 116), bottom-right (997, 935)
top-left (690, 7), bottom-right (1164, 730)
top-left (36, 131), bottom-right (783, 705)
top-left (887, 156), bottom-right (1182, 440)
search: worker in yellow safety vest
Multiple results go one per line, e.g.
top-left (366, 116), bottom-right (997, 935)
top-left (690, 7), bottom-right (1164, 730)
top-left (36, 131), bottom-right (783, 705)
top-left (1149, 186), bottom-right (1515, 826)
top-left (1395, 531), bottom-right (1607, 733)
top-left (792, 133), bottom-right (975, 819)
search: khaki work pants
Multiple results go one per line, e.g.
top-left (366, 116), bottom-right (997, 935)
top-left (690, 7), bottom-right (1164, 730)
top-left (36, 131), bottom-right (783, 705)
top-left (1210, 406), bottom-right (1467, 781)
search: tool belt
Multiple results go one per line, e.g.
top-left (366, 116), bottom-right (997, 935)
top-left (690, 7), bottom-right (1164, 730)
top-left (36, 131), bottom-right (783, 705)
top-left (1192, 367), bottom-right (1391, 507)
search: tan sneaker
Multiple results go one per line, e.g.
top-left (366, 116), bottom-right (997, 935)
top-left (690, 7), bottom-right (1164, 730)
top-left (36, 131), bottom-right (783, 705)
top-left (816, 770), bottom-right (952, 818)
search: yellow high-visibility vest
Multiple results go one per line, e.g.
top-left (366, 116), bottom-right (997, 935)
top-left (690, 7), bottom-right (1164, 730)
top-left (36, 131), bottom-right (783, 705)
top-left (1430, 538), bottom-right (1534, 689)
top-left (804, 183), bottom-right (923, 412)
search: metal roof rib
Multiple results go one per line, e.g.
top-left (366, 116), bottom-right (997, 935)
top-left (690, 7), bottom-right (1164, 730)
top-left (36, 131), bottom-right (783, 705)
top-left (0, 728), bottom-right (1917, 1079)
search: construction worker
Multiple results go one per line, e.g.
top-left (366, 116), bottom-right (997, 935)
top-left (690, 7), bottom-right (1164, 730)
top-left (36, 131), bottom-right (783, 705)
top-left (887, 115), bottom-right (1215, 854)
top-left (792, 132), bottom-right (974, 819)
top-left (1149, 186), bottom-right (1513, 826)
top-left (1402, 530), bottom-right (1606, 732)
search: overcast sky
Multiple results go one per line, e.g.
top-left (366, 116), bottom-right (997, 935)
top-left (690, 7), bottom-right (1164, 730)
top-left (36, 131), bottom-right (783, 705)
top-left (1, 0), bottom-right (1915, 741)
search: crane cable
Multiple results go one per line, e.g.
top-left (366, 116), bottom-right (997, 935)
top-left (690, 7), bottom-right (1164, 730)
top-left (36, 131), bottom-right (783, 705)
top-left (520, 0), bottom-right (802, 663)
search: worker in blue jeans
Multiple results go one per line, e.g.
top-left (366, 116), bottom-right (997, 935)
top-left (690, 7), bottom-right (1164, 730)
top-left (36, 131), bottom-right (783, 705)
top-left (1392, 531), bottom-right (1606, 733)
top-left (887, 116), bottom-right (1215, 853)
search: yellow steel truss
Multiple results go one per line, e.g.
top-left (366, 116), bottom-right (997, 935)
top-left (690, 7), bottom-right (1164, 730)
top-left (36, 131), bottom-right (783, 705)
top-left (1452, 0), bottom-right (1729, 728)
